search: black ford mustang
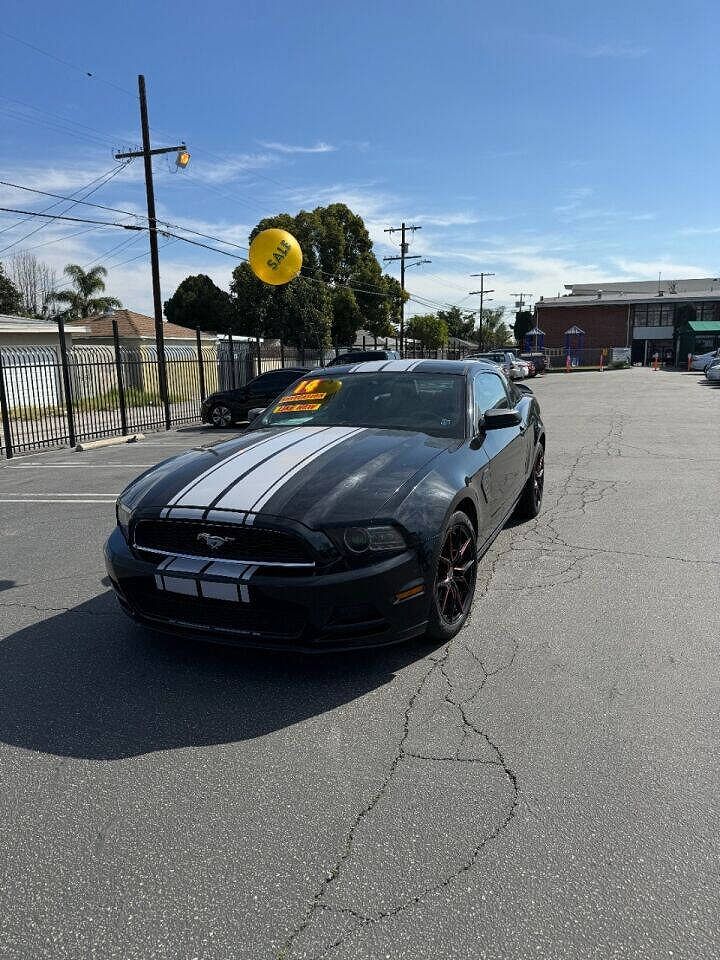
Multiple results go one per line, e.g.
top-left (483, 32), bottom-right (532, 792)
top-left (105, 359), bottom-right (545, 651)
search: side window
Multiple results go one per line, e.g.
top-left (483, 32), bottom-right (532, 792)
top-left (274, 371), bottom-right (302, 388)
top-left (473, 373), bottom-right (509, 422)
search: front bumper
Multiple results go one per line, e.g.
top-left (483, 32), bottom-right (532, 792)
top-left (104, 527), bottom-right (430, 652)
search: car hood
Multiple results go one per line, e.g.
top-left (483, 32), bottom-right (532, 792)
top-left (123, 425), bottom-right (455, 526)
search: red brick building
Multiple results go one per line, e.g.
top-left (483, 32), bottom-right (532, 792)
top-left (534, 278), bottom-right (720, 365)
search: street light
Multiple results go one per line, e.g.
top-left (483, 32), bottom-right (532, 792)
top-left (405, 259), bottom-right (432, 270)
top-left (176, 150), bottom-right (191, 169)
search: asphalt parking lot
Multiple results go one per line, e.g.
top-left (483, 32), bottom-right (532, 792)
top-left (0, 367), bottom-right (718, 960)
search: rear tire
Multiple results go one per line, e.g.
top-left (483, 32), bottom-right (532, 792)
top-left (515, 444), bottom-right (545, 520)
top-left (426, 511), bottom-right (478, 642)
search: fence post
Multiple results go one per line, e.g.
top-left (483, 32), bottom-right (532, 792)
top-left (228, 333), bottom-right (237, 388)
top-left (255, 335), bottom-right (262, 375)
top-left (112, 319), bottom-right (128, 436)
top-left (362, 335), bottom-right (366, 350)
top-left (195, 327), bottom-right (206, 401)
top-left (280, 339), bottom-right (285, 367)
top-left (0, 347), bottom-right (13, 460)
top-left (56, 316), bottom-right (76, 448)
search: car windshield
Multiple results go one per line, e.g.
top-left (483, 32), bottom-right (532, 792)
top-left (255, 372), bottom-right (466, 438)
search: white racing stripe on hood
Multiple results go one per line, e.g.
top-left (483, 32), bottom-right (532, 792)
top-left (214, 426), bottom-right (365, 512)
top-left (168, 427), bottom-right (318, 507)
top-left (378, 358), bottom-right (424, 372)
top-left (350, 359), bottom-right (390, 372)
top-left (249, 427), bottom-right (366, 515)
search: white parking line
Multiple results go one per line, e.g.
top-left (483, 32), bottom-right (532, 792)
top-left (0, 499), bottom-right (116, 504)
top-left (0, 493), bottom-right (120, 497)
top-left (5, 463), bottom-right (155, 469)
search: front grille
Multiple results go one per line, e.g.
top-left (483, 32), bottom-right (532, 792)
top-left (126, 583), bottom-right (306, 639)
top-left (133, 519), bottom-right (314, 566)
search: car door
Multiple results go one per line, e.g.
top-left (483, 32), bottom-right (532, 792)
top-left (472, 371), bottom-right (526, 524)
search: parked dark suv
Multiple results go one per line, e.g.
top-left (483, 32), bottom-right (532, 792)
top-left (328, 349), bottom-right (400, 366)
top-left (201, 367), bottom-right (308, 427)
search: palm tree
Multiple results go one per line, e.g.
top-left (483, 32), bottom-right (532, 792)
top-left (50, 264), bottom-right (121, 319)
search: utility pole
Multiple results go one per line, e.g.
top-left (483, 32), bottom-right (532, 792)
top-left (115, 75), bottom-right (188, 430)
top-left (469, 272), bottom-right (495, 350)
top-left (384, 222), bottom-right (422, 354)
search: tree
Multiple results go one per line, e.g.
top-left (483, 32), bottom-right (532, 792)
top-left (330, 286), bottom-right (361, 347)
top-left (10, 251), bottom-right (57, 318)
top-left (513, 310), bottom-right (533, 347)
top-left (405, 313), bottom-right (449, 350)
top-left (438, 306), bottom-right (476, 342)
top-left (50, 264), bottom-right (121, 319)
top-left (229, 261), bottom-right (276, 338)
top-left (352, 254), bottom-right (393, 345)
top-left (272, 276), bottom-right (331, 351)
top-left (480, 307), bottom-right (512, 349)
top-left (164, 274), bottom-right (233, 332)
top-left (0, 264), bottom-right (21, 315)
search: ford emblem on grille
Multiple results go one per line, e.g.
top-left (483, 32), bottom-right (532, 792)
top-left (197, 532), bottom-right (234, 552)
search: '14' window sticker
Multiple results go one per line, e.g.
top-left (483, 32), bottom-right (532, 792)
top-left (273, 379), bottom-right (342, 414)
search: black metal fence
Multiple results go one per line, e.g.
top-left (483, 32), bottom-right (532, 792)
top-left (0, 327), bottom-right (471, 459)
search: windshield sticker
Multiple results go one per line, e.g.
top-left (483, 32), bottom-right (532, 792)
top-left (273, 378), bottom-right (342, 414)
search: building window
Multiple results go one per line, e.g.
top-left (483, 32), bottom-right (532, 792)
top-left (647, 305), bottom-right (661, 326)
top-left (660, 304), bottom-right (674, 325)
top-left (632, 305), bottom-right (648, 326)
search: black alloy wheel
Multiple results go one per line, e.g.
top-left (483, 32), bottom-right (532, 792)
top-left (515, 444), bottom-right (545, 519)
top-left (427, 511), bottom-right (478, 642)
top-left (210, 403), bottom-right (233, 428)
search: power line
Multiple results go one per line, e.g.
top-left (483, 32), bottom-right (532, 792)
top-left (0, 162), bottom-right (133, 256)
top-left (0, 177), bottom-right (253, 254)
top-left (0, 165), bottom-right (126, 237)
top-left (0, 207), bottom-right (144, 232)
top-left (0, 94), bottom-right (128, 148)
top-left (0, 29), bottom-right (135, 97)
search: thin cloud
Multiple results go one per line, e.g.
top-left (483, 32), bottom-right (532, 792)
top-left (529, 33), bottom-right (649, 60)
top-left (258, 140), bottom-right (336, 155)
top-left (199, 153), bottom-right (278, 183)
top-left (585, 42), bottom-right (649, 59)
top-left (612, 258), bottom-right (713, 278)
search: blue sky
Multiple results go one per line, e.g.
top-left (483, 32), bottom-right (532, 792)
top-left (1, 0), bottom-right (719, 319)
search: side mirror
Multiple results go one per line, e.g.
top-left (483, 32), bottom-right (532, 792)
top-left (247, 407), bottom-right (265, 422)
top-left (482, 408), bottom-right (522, 430)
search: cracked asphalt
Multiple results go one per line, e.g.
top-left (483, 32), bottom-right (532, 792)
top-left (0, 367), bottom-right (718, 959)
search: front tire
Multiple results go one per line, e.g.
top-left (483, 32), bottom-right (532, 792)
top-left (515, 443), bottom-right (545, 519)
top-left (210, 403), bottom-right (234, 428)
top-left (426, 511), bottom-right (478, 642)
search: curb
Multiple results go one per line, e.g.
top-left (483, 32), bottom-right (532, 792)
top-left (75, 433), bottom-right (145, 452)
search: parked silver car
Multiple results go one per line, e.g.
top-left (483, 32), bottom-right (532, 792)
top-left (690, 348), bottom-right (720, 371)
top-left (706, 359), bottom-right (720, 383)
top-left (469, 350), bottom-right (529, 380)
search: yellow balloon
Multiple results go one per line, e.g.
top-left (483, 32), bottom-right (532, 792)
top-left (248, 228), bottom-right (303, 285)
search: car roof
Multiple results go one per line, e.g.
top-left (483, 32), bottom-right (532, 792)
top-left (313, 357), bottom-right (500, 376)
top-left (256, 366), bottom-right (308, 375)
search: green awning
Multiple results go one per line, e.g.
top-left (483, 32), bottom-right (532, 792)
top-left (687, 320), bottom-right (720, 332)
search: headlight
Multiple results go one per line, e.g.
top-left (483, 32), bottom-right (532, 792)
top-left (342, 525), bottom-right (407, 555)
top-left (116, 498), bottom-right (132, 541)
